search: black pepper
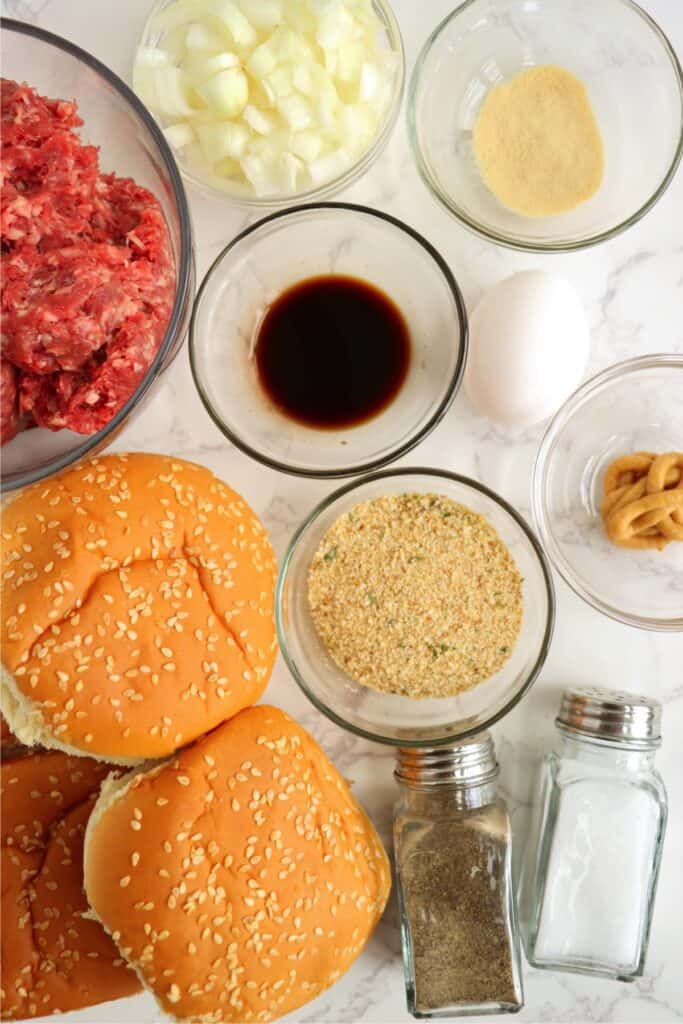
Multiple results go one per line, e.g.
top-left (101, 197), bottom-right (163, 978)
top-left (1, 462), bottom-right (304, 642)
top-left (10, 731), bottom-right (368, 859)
top-left (398, 808), bottom-right (519, 1012)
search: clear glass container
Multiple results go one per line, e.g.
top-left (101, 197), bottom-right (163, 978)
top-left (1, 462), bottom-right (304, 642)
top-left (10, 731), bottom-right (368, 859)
top-left (276, 469), bottom-right (554, 745)
top-left (519, 686), bottom-right (668, 981)
top-left (190, 207), bottom-right (467, 479)
top-left (1, 18), bottom-right (195, 492)
top-left (135, 0), bottom-right (405, 207)
top-left (407, 0), bottom-right (683, 253)
top-left (394, 735), bottom-right (524, 1018)
top-left (532, 355), bottom-right (683, 631)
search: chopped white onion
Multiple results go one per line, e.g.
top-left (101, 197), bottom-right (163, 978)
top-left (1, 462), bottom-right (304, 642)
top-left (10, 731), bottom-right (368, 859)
top-left (243, 104), bottom-right (276, 135)
top-left (164, 122), bottom-right (196, 148)
top-left (197, 120), bottom-right (250, 161)
top-left (323, 49), bottom-right (338, 75)
top-left (183, 51), bottom-right (239, 80)
top-left (134, 0), bottom-right (397, 197)
top-left (246, 40), bottom-right (278, 78)
top-left (290, 129), bottom-right (324, 162)
top-left (308, 146), bottom-right (352, 185)
top-left (214, 155), bottom-right (241, 177)
top-left (146, 67), bottom-right (196, 118)
top-left (206, 0), bottom-right (258, 49)
top-left (275, 28), bottom-right (314, 63)
top-left (336, 103), bottom-right (376, 153)
top-left (197, 66), bottom-right (249, 116)
top-left (240, 153), bottom-right (279, 195)
top-left (281, 151), bottom-right (304, 191)
top-left (163, 25), bottom-right (190, 62)
top-left (277, 93), bottom-right (314, 131)
top-left (264, 65), bottom-right (294, 99)
top-left (292, 62), bottom-right (314, 96)
top-left (185, 22), bottom-right (224, 52)
top-left (312, 72), bottom-right (341, 133)
top-left (283, 2), bottom-right (315, 34)
top-left (336, 39), bottom-right (365, 81)
top-left (316, 4), bottom-right (355, 49)
top-left (247, 132), bottom-right (291, 167)
top-left (359, 60), bottom-right (382, 103)
top-left (236, 0), bottom-right (283, 29)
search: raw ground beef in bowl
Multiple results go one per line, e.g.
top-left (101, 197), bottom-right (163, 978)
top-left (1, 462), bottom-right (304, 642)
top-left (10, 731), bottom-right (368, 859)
top-left (1, 78), bottom-right (178, 447)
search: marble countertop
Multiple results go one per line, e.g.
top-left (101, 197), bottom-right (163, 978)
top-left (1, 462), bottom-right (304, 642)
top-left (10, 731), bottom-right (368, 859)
top-left (2, 0), bottom-right (682, 1021)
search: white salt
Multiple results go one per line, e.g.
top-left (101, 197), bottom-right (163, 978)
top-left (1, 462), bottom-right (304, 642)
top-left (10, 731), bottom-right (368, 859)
top-left (534, 778), bottom-right (659, 969)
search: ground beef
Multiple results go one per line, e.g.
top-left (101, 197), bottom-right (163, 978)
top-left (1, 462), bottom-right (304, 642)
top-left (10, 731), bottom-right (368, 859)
top-left (1, 361), bottom-right (21, 442)
top-left (1, 79), bottom-right (175, 444)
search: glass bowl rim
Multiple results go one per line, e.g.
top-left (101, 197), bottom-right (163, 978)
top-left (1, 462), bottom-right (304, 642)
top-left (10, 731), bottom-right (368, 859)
top-left (189, 201), bottom-right (469, 478)
top-left (406, 0), bottom-right (683, 254)
top-left (1, 17), bottom-right (195, 492)
top-left (135, 0), bottom-right (406, 208)
top-left (532, 353), bottom-right (683, 632)
top-left (276, 465), bottom-right (557, 746)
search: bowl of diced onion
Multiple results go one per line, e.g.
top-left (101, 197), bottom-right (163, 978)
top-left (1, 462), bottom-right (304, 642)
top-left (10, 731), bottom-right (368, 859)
top-left (133, 0), bottom-right (404, 204)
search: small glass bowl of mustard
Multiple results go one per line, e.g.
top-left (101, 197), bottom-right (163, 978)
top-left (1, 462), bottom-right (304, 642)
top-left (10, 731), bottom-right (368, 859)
top-left (533, 355), bottom-right (683, 631)
top-left (408, 0), bottom-right (683, 252)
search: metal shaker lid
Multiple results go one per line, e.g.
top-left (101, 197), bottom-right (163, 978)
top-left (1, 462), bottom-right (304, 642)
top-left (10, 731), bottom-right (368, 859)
top-left (395, 731), bottom-right (499, 787)
top-left (556, 686), bottom-right (662, 748)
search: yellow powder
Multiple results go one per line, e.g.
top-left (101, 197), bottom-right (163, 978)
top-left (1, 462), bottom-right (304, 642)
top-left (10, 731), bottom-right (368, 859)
top-left (473, 64), bottom-right (604, 218)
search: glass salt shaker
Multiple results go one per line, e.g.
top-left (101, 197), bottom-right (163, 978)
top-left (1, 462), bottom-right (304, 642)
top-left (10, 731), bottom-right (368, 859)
top-left (394, 733), bottom-right (524, 1018)
top-left (518, 686), bottom-right (668, 981)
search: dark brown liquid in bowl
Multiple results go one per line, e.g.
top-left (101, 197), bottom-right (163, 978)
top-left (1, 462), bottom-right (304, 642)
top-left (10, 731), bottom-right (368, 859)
top-left (254, 274), bottom-right (411, 429)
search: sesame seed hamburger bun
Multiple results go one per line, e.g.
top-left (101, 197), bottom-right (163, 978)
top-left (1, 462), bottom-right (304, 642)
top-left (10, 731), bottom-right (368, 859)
top-left (1, 453), bottom-right (277, 763)
top-left (83, 705), bottom-right (391, 1023)
top-left (1, 715), bottom-right (21, 755)
top-left (1, 750), bottom-right (141, 1020)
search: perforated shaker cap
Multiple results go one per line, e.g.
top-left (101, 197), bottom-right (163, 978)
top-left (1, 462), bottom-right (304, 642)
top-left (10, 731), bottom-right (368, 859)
top-left (556, 686), bottom-right (662, 748)
top-left (395, 732), bottom-right (499, 787)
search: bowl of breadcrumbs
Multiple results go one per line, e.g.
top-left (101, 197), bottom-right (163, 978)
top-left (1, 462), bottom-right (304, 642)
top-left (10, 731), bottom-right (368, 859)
top-left (276, 468), bottom-right (555, 747)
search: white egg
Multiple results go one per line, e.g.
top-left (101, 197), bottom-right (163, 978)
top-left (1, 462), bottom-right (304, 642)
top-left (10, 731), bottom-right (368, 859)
top-left (464, 270), bottom-right (589, 429)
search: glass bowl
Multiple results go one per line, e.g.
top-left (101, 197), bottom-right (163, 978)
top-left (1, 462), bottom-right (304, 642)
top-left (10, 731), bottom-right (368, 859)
top-left (532, 356), bottom-right (683, 631)
top-left (135, 0), bottom-right (405, 207)
top-left (408, 0), bottom-right (683, 253)
top-left (276, 468), bottom-right (555, 746)
top-left (190, 203), bottom-right (468, 478)
top-left (1, 19), bottom-right (195, 493)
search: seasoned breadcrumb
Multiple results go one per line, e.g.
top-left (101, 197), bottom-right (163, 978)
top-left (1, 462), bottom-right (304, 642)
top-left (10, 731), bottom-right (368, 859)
top-left (307, 493), bottom-right (523, 698)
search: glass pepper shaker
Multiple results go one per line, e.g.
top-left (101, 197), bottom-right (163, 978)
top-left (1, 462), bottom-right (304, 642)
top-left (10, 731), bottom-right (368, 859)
top-left (393, 733), bottom-right (524, 1018)
top-left (518, 686), bottom-right (668, 981)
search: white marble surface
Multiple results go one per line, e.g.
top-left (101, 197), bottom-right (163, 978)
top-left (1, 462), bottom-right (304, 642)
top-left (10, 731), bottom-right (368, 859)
top-left (2, 1), bottom-right (682, 1021)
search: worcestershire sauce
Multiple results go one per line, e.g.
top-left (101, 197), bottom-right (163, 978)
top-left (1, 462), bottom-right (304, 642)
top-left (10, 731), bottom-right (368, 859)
top-left (254, 274), bottom-right (410, 429)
